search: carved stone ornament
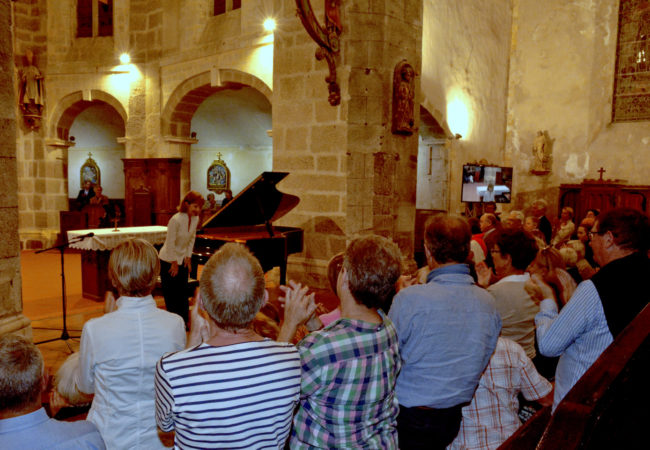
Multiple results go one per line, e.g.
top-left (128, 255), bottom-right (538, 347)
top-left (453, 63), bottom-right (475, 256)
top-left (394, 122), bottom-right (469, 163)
top-left (295, 0), bottom-right (342, 106)
top-left (207, 153), bottom-right (230, 194)
top-left (392, 60), bottom-right (416, 135)
top-left (18, 49), bottom-right (44, 131)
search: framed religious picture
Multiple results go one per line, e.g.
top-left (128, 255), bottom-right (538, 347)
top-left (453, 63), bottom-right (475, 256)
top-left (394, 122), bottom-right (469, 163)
top-left (207, 153), bottom-right (230, 193)
top-left (80, 152), bottom-right (100, 188)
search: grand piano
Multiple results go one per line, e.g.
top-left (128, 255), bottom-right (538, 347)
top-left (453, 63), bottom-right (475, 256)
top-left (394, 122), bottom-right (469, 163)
top-left (192, 172), bottom-right (303, 284)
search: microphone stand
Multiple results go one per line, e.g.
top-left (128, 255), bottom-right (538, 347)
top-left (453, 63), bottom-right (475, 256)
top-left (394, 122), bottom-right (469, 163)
top-left (34, 233), bottom-right (94, 349)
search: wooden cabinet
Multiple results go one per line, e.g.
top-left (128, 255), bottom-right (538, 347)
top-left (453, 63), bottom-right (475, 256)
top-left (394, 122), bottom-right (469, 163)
top-left (560, 181), bottom-right (650, 220)
top-left (123, 158), bottom-right (182, 226)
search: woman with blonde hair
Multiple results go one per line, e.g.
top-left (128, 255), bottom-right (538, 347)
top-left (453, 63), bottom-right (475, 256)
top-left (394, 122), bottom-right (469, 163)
top-left (77, 238), bottom-right (186, 449)
top-left (159, 190), bottom-right (204, 326)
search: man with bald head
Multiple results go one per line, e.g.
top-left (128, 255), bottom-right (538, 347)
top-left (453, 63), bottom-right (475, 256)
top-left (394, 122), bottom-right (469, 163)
top-left (389, 214), bottom-right (502, 449)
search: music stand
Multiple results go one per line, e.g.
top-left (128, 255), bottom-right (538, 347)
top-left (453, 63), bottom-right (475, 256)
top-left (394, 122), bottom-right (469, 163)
top-left (34, 233), bottom-right (93, 349)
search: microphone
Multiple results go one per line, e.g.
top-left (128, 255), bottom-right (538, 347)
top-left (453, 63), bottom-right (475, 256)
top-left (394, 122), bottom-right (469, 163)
top-left (76, 232), bottom-right (95, 239)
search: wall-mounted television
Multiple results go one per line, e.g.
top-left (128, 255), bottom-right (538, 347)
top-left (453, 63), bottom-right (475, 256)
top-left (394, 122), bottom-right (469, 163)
top-left (461, 164), bottom-right (513, 203)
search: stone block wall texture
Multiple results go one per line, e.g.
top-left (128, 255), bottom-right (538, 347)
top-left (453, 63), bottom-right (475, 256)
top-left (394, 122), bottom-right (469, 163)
top-left (1, 0), bottom-right (31, 338)
top-left (273, 0), bottom-right (422, 286)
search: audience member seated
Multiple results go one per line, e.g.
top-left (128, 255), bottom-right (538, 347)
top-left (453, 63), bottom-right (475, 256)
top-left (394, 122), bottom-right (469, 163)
top-left (524, 215), bottom-right (547, 245)
top-left (527, 246), bottom-right (577, 307)
top-left (389, 214), bottom-right (502, 449)
top-left (558, 245), bottom-right (582, 284)
top-left (576, 222), bottom-right (597, 267)
top-left (48, 353), bottom-right (93, 420)
top-left (200, 193), bottom-right (219, 224)
top-left (75, 180), bottom-right (95, 211)
top-left (77, 239), bottom-right (186, 449)
top-left (504, 210), bottom-right (524, 230)
top-left (221, 189), bottom-right (233, 206)
top-left (0, 334), bottom-right (105, 449)
top-left (566, 239), bottom-right (596, 280)
top-left (526, 208), bottom-right (650, 411)
top-left (476, 229), bottom-right (540, 361)
top-left (448, 338), bottom-right (552, 450)
top-left (279, 235), bottom-right (403, 448)
top-left (155, 243), bottom-right (301, 449)
top-left (530, 199), bottom-right (552, 244)
top-left (551, 206), bottom-right (575, 248)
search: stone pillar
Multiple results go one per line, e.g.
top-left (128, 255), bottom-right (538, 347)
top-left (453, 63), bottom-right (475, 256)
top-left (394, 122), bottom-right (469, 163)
top-left (273, 0), bottom-right (422, 286)
top-left (0, 0), bottom-right (31, 338)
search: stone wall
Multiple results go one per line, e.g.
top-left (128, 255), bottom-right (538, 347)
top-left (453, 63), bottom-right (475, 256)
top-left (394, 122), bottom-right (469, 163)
top-left (273, 0), bottom-right (422, 286)
top-left (1, 0), bottom-right (31, 338)
top-left (505, 0), bottom-right (650, 218)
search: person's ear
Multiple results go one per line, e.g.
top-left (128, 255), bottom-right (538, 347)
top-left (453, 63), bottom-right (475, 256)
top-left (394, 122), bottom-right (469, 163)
top-left (263, 289), bottom-right (269, 304)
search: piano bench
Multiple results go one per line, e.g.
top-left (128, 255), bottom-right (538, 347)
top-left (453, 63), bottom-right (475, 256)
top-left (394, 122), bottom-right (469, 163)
top-left (153, 276), bottom-right (200, 299)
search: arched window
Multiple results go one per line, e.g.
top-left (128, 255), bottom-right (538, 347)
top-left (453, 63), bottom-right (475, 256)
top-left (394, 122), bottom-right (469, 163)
top-left (214, 0), bottom-right (241, 17)
top-left (612, 0), bottom-right (649, 122)
top-left (77, 0), bottom-right (113, 38)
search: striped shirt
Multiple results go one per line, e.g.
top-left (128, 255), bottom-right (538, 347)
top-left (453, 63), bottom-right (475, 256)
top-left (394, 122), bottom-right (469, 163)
top-left (290, 310), bottom-right (401, 449)
top-left (535, 280), bottom-right (613, 410)
top-left (154, 339), bottom-right (300, 449)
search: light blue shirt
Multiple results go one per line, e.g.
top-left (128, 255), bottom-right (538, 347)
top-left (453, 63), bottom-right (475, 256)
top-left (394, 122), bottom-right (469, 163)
top-left (535, 280), bottom-right (613, 410)
top-left (0, 407), bottom-right (105, 449)
top-left (389, 264), bottom-right (502, 408)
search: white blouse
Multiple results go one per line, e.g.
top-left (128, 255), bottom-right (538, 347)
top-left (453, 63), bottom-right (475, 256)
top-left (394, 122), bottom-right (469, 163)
top-left (158, 212), bottom-right (199, 264)
top-left (78, 295), bottom-right (186, 449)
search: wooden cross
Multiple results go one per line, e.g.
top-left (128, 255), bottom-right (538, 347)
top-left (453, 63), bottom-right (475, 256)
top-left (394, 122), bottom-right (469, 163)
top-left (112, 217), bottom-right (120, 232)
top-left (598, 167), bottom-right (606, 181)
top-left (216, 152), bottom-right (222, 160)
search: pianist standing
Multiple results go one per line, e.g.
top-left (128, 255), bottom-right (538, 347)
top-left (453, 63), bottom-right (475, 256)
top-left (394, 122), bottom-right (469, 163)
top-left (159, 191), bottom-right (204, 327)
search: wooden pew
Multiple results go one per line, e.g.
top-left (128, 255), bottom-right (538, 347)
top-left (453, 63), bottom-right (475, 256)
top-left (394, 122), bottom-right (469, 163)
top-left (500, 303), bottom-right (650, 449)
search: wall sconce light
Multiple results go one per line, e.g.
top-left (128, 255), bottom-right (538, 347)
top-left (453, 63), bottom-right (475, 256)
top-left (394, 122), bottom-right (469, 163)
top-left (119, 53), bottom-right (131, 64)
top-left (263, 18), bottom-right (276, 32)
top-left (191, 131), bottom-right (197, 139)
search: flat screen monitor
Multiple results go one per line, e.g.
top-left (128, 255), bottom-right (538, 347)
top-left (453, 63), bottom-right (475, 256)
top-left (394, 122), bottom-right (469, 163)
top-left (461, 165), bottom-right (513, 203)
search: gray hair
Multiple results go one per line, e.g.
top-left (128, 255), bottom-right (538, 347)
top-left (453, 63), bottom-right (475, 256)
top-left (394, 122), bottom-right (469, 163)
top-left (199, 243), bottom-right (266, 331)
top-left (0, 334), bottom-right (43, 412)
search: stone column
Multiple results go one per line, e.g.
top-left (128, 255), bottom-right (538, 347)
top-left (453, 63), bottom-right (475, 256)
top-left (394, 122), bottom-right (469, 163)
top-left (273, 0), bottom-right (422, 285)
top-left (0, 0), bottom-right (31, 338)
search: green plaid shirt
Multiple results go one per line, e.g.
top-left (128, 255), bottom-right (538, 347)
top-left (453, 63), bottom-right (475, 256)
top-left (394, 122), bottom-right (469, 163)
top-left (290, 310), bottom-right (401, 449)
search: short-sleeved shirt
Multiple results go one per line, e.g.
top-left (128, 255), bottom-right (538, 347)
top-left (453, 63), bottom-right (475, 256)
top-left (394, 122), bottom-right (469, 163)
top-left (291, 310), bottom-right (401, 449)
top-left (449, 338), bottom-right (552, 450)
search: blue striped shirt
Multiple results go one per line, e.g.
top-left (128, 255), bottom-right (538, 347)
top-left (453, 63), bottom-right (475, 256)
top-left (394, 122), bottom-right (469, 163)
top-left (154, 339), bottom-right (300, 449)
top-left (535, 280), bottom-right (613, 410)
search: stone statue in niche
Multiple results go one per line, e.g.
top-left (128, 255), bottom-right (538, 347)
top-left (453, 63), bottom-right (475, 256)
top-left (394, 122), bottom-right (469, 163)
top-left (18, 49), bottom-right (44, 130)
top-left (531, 130), bottom-right (552, 174)
top-left (392, 60), bottom-right (416, 135)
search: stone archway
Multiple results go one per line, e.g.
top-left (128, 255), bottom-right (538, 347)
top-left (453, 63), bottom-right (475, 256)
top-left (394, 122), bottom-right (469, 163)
top-left (48, 90), bottom-right (127, 142)
top-left (161, 69), bottom-right (272, 139)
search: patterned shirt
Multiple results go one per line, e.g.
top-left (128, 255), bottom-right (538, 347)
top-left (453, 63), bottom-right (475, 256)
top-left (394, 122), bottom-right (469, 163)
top-left (155, 339), bottom-right (300, 449)
top-left (290, 310), bottom-right (401, 449)
top-left (448, 338), bottom-right (552, 450)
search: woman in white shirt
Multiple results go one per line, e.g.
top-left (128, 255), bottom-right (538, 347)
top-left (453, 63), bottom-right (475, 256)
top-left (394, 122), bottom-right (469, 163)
top-left (159, 191), bottom-right (204, 326)
top-left (78, 239), bottom-right (186, 449)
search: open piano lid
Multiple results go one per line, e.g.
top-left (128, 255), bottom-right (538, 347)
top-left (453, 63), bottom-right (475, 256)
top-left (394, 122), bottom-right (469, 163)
top-left (200, 172), bottom-right (299, 229)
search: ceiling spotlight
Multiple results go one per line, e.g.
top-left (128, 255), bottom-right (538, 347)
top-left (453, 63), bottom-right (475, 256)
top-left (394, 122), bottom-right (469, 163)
top-left (263, 18), bottom-right (276, 32)
top-left (119, 53), bottom-right (131, 64)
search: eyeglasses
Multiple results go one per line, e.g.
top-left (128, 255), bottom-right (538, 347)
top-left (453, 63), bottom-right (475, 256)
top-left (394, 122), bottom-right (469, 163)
top-left (588, 230), bottom-right (605, 240)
